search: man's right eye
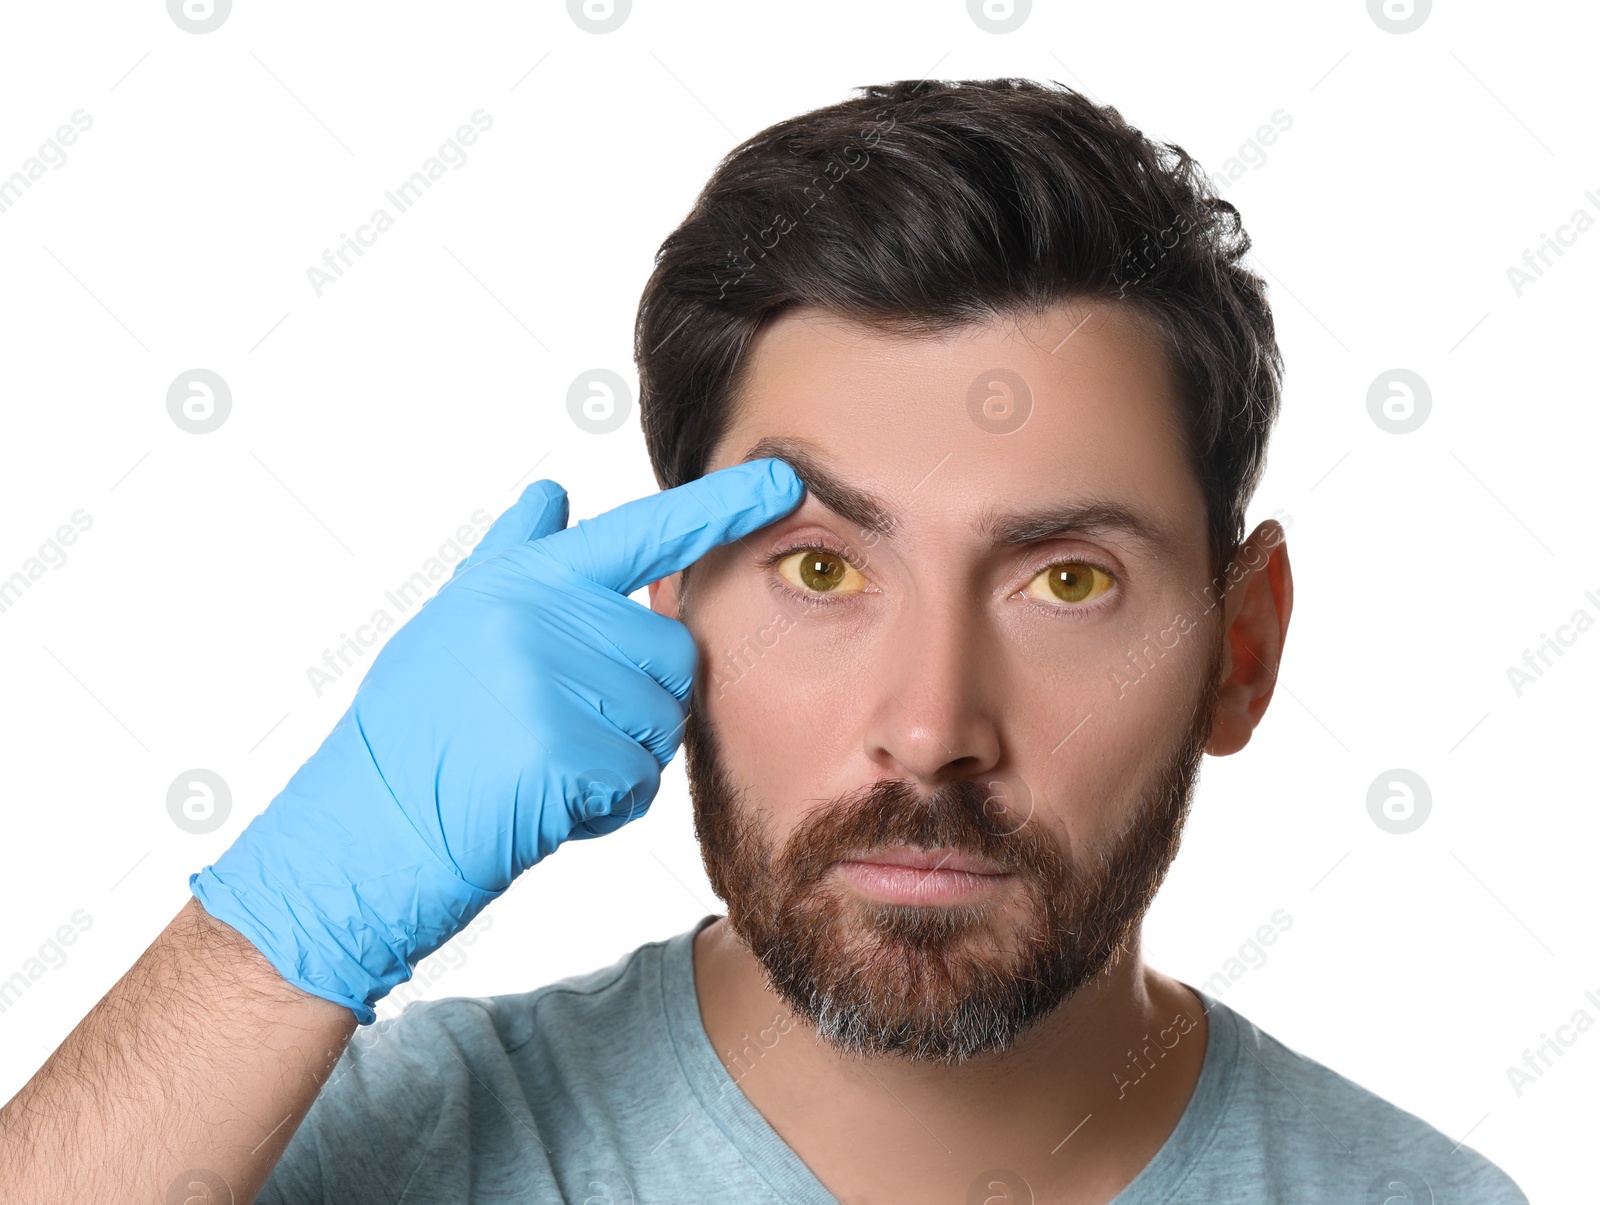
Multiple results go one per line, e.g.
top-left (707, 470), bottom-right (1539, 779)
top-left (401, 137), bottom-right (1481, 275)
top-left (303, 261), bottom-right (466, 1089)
top-left (774, 547), bottom-right (868, 595)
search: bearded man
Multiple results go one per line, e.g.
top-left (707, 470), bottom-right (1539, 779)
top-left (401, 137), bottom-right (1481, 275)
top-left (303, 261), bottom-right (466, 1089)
top-left (0, 78), bottom-right (1525, 1205)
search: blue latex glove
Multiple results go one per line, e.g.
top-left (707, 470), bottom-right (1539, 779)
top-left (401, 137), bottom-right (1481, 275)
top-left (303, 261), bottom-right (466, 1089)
top-left (190, 458), bottom-right (803, 1023)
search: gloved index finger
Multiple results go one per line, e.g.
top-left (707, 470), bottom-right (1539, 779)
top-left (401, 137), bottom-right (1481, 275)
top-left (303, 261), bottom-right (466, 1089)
top-left (530, 457), bottom-right (805, 597)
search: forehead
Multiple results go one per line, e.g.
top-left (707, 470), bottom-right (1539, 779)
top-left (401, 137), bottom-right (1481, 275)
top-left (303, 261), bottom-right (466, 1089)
top-left (706, 300), bottom-right (1207, 556)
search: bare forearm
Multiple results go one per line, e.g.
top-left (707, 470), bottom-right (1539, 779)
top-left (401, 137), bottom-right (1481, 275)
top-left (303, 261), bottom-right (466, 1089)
top-left (0, 896), bottom-right (356, 1204)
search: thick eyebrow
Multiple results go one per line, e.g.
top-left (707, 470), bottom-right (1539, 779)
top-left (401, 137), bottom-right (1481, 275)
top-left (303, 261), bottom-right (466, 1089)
top-left (741, 435), bottom-right (897, 538)
top-left (740, 434), bottom-right (1176, 557)
top-left (972, 501), bottom-right (1175, 556)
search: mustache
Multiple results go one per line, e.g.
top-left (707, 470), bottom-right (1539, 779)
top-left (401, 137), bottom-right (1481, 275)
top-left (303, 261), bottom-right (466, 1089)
top-left (777, 776), bottom-right (1070, 893)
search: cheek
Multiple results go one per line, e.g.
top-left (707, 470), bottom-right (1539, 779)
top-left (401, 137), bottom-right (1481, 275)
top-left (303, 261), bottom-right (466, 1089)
top-left (691, 598), bottom-right (871, 827)
top-left (707, 620), bottom-right (870, 800)
top-left (1014, 607), bottom-right (1217, 848)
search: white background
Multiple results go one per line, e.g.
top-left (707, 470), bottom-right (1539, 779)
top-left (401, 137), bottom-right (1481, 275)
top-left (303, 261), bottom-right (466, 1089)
top-left (0, 1), bottom-right (1595, 1199)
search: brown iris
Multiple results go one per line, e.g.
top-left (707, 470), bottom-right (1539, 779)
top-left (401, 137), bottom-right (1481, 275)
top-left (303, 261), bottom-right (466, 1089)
top-left (777, 547), bottom-right (866, 595)
top-left (798, 551), bottom-right (848, 591)
top-left (1048, 563), bottom-right (1094, 602)
top-left (1027, 560), bottom-right (1111, 606)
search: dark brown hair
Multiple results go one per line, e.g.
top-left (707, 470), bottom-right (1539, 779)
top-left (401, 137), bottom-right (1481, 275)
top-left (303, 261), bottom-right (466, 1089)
top-left (635, 77), bottom-right (1283, 572)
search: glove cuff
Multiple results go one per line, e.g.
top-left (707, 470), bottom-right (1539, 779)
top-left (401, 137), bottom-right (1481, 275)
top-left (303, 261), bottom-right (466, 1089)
top-left (189, 815), bottom-right (500, 1026)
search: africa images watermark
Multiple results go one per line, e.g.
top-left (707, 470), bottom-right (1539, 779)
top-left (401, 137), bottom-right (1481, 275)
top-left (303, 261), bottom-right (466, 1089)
top-left (704, 608), bottom-right (801, 700)
top-left (1504, 187), bottom-right (1600, 298)
top-left (1504, 986), bottom-right (1600, 1098)
top-left (0, 509), bottom-right (94, 618)
top-left (1112, 1008), bottom-right (1200, 1100)
top-left (1204, 109), bottom-right (1295, 197)
top-left (305, 109), bottom-right (495, 298)
top-left (305, 507), bottom-right (495, 697)
top-left (1113, 109), bottom-right (1293, 299)
top-left (713, 109), bottom-right (897, 301)
top-left (0, 109), bottom-right (93, 217)
top-left (1196, 909), bottom-right (1296, 1003)
top-left (0, 910), bottom-right (95, 1015)
top-left (1503, 585), bottom-right (1599, 697)
top-left (718, 1008), bottom-right (798, 1101)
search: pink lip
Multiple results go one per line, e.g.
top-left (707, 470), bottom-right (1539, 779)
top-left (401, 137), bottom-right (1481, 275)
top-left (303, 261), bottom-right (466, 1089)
top-left (835, 846), bottom-right (1014, 905)
top-left (844, 845), bottom-right (1006, 874)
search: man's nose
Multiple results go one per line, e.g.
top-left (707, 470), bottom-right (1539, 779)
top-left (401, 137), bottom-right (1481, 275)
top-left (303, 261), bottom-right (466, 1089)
top-left (858, 592), bottom-right (1004, 790)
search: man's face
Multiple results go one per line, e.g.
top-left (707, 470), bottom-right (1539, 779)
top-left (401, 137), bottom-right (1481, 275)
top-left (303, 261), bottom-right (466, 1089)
top-left (659, 300), bottom-right (1229, 1062)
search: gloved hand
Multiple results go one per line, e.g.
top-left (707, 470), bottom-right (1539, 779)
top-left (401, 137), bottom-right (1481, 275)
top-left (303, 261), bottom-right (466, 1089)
top-left (189, 457), bottom-right (803, 1023)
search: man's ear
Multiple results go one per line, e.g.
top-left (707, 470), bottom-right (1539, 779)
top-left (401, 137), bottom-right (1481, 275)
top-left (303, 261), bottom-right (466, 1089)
top-left (1205, 521), bottom-right (1293, 757)
top-left (648, 571), bottom-right (684, 620)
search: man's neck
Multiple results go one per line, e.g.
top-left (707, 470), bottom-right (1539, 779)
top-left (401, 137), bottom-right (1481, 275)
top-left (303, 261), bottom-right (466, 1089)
top-left (692, 918), bottom-right (1208, 1205)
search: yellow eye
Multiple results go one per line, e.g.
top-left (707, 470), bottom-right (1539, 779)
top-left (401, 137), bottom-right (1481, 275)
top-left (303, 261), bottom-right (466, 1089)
top-left (776, 547), bottom-right (867, 596)
top-left (1024, 560), bottom-right (1114, 606)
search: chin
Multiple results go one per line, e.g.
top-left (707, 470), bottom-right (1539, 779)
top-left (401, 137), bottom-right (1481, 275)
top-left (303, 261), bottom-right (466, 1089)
top-left (745, 877), bottom-right (1080, 1064)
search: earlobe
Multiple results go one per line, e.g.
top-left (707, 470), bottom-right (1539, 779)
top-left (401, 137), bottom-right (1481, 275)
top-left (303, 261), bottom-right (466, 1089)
top-left (648, 572), bottom-right (684, 620)
top-left (1204, 523), bottom-right (1293, 757)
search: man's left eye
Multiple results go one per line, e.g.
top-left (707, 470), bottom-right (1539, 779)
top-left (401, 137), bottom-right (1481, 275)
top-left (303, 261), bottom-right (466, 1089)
top-left (1022, 561), bottom-right (1114, 605)
top-left (776, 548), bottom-right (868, 595)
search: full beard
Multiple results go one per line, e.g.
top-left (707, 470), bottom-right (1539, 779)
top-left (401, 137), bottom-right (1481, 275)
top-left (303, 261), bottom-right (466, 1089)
top-left (684, 630), bottom-right (1226, 1065)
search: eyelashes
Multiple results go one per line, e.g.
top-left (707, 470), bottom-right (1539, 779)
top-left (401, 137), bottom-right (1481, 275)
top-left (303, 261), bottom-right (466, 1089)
top-left (760, 535), bottom-right (859, 575)
top-left (770, 543), bottom-right (869, 598)
top-left (761, 537), bottom-right (868, 606)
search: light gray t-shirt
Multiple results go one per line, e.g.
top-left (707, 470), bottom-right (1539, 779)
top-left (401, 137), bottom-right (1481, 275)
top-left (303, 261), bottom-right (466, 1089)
top-left (259, 917), bottom-right (1526, 1203)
